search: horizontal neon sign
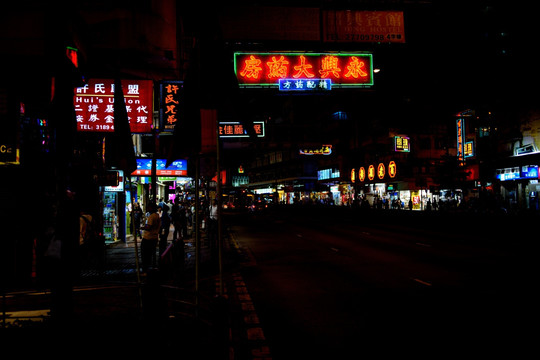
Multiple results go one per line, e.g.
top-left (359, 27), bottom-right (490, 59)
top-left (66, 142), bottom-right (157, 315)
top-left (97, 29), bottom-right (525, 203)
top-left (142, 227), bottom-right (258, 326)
top-left (234, 52), bottom-right (373, 88)
top-left (279, 79), bottom-right (332, 91)
top-left (219, 121), bottom-right (265, 138)
top-left (357, 161), bottom-right (397, 182)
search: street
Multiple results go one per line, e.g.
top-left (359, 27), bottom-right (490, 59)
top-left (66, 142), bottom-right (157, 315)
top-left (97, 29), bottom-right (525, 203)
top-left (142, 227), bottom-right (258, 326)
top-left (226, 207), bottom-right (536, 358)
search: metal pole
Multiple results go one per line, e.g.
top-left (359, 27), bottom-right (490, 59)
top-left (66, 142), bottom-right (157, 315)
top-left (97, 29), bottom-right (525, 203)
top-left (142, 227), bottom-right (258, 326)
top-left (216, 120), bottom-right (223, 297)
top-left (194, 155), bottom-right (200, 312)
top-left (130, 175), bottom-right (143, 312)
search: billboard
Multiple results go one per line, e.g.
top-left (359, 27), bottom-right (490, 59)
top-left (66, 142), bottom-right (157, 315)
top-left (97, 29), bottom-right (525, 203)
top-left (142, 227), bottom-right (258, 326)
top-left (131, 158), bottom-right (187, 176)
top-left (234, 52), bottom-right (373, 88)
top-left (75, 79), bottom-right (154, 133)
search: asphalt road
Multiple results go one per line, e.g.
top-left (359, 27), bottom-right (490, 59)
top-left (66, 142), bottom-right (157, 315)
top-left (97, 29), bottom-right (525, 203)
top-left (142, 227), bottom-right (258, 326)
top-left (227, 207), bottom-right (536, 358)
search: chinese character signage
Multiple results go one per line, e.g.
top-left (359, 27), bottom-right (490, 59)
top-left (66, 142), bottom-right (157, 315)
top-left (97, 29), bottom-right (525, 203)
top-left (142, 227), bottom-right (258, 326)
top-left (75, 79), bottom-right (153, 133)
top-left (131, 158), bottom-right (187, 176)
top-left (456, 117), bottom-right (465, 161)
top-left (394, 136), bottom-right (410, 152)
top-left (279, 79), bottom-right (331, 91)
top-left (323, 11), bottom-right (405, 43)
top-left (218, 121), bottom-right (265, 138)
top-left (299, 145), bottom-right (332, 155)
top-left (159, 81), bottom-right (182, 132)
top-left (464, 141), bottom-right (474, 158)
top-left (355, 161), bottom-right (397, 182)
top-left (234, 52), bottom-right (373, 88)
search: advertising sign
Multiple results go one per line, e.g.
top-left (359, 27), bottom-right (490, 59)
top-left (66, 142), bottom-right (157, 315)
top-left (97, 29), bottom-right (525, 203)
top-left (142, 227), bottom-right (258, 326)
top-left (456, 117), bottom-right (465, 162)
top-left (323, 11), bottom-right (405, 43)
top-left (356, 161), bottom-right (398, 182)
top-left (219, 121), bottom-right (265, 138)
top-left (131, 158), bottom-right (187, 176)
top-left (0, 88), bottom-right (19, 165)
top-left (299, 145), bottom-right (332, 155)
top-left (159, 81), bottom-right (182, 132)
top-left (75, 79), bottom-right (154, 133)
top-left (394, 135), bottom-right (410, 152)
top-left (234, 52), bottom-right (373, 88)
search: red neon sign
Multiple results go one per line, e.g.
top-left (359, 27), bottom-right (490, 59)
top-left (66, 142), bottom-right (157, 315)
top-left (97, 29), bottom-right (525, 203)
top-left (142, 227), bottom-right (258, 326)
top-left (234, 52), bottom-right (373, 88)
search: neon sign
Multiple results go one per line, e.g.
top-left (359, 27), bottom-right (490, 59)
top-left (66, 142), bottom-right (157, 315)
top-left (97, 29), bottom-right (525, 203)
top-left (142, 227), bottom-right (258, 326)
top-left (218, 121), bottom-right (265, 138)
top-left (279, 79), bottom-right (332, 91)
top-left (377, 163), bottom-right (385, 180)
top-left (394, 136), bottom-right (410, 152)
top-left (159, 81), bottom-right (182, 132)
top-left (456, 117), bottom-right (465, 162)
top-left (234, 52), bottom-right (374, 88)
top-left (299, 145), bottom-right (332, 156)
top-left (356, 161), bottom-right (398, 182)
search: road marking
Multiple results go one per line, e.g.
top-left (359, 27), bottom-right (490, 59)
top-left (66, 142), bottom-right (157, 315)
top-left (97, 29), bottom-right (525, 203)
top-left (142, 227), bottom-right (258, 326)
top-left (415, 242), bottom-right (432, 247)
top-left (330, 247), bottom-right (339, 252)
top-left (412, 278), bottom-right (432, 286)
top-left (230, 272), bottom-right (272, 359)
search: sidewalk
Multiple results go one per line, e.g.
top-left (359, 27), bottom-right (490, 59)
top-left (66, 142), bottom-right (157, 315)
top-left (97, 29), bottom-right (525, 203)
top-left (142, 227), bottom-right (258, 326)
top-left (1, 225), bottom-right (242, 358)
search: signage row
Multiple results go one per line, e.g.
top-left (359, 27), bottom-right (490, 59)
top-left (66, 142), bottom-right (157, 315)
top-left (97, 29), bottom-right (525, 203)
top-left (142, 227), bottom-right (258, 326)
top-left (351, 161), bottom-right (397, 183)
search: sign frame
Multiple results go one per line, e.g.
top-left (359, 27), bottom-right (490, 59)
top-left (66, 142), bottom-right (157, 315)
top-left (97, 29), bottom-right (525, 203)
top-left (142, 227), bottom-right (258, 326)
top-left (234, 52), bottom-right (374, 89)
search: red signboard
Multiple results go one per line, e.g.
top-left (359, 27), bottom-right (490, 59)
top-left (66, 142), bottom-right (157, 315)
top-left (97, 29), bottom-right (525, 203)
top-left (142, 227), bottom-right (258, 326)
top-left (234, 52), bottom-right (373, 88)
top-left (323, 11), bottom-right (405, 43)
top-left (75, 79), bottom-right (154, 133)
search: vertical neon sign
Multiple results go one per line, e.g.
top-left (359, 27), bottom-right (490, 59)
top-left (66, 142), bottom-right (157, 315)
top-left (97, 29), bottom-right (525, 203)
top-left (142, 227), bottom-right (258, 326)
top-left (456, 118), bottom-right (465, 162)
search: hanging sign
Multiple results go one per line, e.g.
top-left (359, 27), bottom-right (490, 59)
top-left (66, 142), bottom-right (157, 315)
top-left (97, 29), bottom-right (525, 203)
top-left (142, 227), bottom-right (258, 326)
top-left (235, 52), bottom-right (373, 88)
top-left (159, 81), bottom-right (182, 132)
top-left (75, 79), bottom-right (154, 133)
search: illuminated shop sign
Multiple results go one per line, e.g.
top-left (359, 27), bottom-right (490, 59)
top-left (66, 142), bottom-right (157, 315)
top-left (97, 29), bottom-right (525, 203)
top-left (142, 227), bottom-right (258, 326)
top-left (218, 121), bottom-right (265, 138)
top-left (464, 141), bottom-right (474, 158)
top-left (394, 135), bottom-right (410, 152)
top-left (300, 145), bottom-right (332, 155)
top-left (279, 79), bottom-right (332, 91)
top-left (456, 117), bottom-right (465, 161)
top-left (131, 158), bottom-right (187, 176)
top-left (356, 161), bottom-right (397, 182)
top-left (234, 52), bottom-right (373, 88)
top-left (159, 81), bottom-right (182, 132)
top-left (75, 79), bottom-right (154, 133)
top-left (496, 165), bottom-right (539, 181)
top-left (318, 168), bottom-right (340, 181)
top-left (323, 11), bottom-right (405, 43)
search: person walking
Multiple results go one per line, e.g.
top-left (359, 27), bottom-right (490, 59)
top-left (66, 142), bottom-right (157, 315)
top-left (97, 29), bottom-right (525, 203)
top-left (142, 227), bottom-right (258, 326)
top-left (141, 203), bottom-right (160, 273)
top-left (208, 199), bottom-right (219, 257)
top-left (133, 202), bottom-right (143, 238)
top-left (159, 204), bottom-right (170, 255)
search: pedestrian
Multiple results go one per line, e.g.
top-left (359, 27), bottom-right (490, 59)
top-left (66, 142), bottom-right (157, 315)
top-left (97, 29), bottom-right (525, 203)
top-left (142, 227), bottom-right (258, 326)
top-left (159, 204), bottom-right (170, 255)
top-left (208, 199), bottom-right (218, 247)
top-left (133, 202), bottom-right (143, 237)
top-left (141, 203), bottom-right (160, 272)
top-left (79, 208), bottom-right (93, 268)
